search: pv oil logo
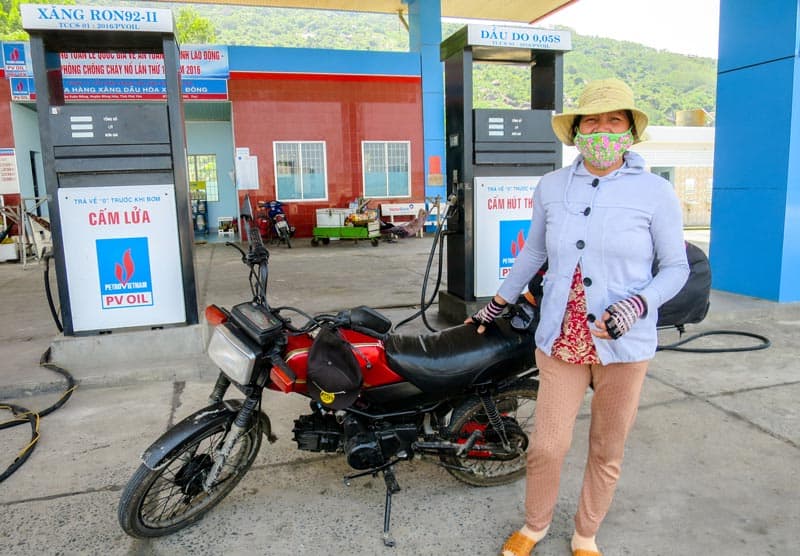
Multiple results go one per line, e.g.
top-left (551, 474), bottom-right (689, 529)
top-left (97, 238), bottom-right (154, 309)
top-left (498, 220), bottom-right (529, 279)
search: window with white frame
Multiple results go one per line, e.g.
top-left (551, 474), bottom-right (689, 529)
top-left (187, 154), bottom-right (219, 202)
top-left (274, 142), bottom-right (327, 201)
top-left (362, 141), bottom-right (410, 198)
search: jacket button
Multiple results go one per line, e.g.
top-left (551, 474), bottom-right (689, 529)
top-left (583, 207), bottom-right (591, 216)
top-left (576, 240), bottom-right (585, 249)
top-left (587, 313), bottom-right (596, 323)
top-left (583, 277), bottom-right (592, 287)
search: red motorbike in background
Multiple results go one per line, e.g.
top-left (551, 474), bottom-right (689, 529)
top-left (257, 200), bottom-right (294, 248)
top-left (117, 217), bottom-right (539, 547)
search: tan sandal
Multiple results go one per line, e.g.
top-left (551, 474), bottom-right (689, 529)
top-left (573, 550), bottom-right (602, 556)
top-left (501, 530), bottom-right (537, 556)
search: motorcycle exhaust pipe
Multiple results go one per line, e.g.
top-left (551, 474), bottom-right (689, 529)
top-left (411, 429), bottom-right (483, 458)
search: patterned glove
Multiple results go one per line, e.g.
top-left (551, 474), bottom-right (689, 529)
top-left (471, 298), bottom-right (507, 326)
top-left (604, 295), bottom-right (648, 339)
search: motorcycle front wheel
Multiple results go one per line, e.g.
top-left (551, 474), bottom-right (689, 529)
top-left (118, 412), bottom-right (262, 537)
top-left (279, 227), bottom-right (292, 248)
top-left (441, 379), bottom-right (537, 487)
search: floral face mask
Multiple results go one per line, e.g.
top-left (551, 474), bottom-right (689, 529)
top-left (574, 129), bottom-right (634, 170)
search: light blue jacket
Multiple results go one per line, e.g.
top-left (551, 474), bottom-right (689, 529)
top-left (497, 151), bottom-right (690, 364)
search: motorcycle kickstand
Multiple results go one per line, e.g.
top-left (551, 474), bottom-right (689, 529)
top-left (342, 459), bottom-right (402, 547)
top-left (381, 466), bottom-right (401, 548)
top-left (342, 457), bottom-right (399, 485)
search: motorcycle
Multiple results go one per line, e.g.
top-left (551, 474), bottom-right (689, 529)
top-left (117, 217), bottom-right (539, 547)
top-left (258, 200), bottom-right (294, 248)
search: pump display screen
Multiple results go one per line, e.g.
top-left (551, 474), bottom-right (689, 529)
top-left (49, 104), bottom-right (170, 146)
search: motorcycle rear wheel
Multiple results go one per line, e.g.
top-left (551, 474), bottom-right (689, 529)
top-left (118, 413), bottom-right (262, 537)
top-left (441, 380), bottom-right (537, 487)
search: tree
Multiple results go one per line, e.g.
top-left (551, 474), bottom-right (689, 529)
top-left (175, 7), bottom-right (216, 45)
top-left (1, 0), bottom-right (75, 40)
top-left (1, 2), bottom-right (216, 44)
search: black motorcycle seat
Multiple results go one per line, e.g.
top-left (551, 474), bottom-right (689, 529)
top-left (383, 319), bottom-right (535, 394)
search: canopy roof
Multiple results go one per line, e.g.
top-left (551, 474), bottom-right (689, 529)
top-left (149, 0), bottom-right (576, 24)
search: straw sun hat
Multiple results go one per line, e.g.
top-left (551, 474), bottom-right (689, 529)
top-left (551, 78), bottom-right (649, 146)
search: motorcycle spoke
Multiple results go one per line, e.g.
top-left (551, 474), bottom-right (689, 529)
top-left (151, 482), bottom-right (194, 522)
top-left (443, 384), bottom-right (538, 486)
top-left (138, 428), bottom-right (252, 528)
top-left (119, 409), bottom-right (264, 538)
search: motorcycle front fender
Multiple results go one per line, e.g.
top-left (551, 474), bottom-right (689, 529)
top-left (141, 399), bottom-right (274, 470)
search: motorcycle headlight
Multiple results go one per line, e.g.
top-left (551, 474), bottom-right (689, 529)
top-left (207, 323), bottom-right (258, 385)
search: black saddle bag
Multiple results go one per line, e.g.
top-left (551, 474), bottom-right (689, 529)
top-left (654, 241), bottom-right (711, 328)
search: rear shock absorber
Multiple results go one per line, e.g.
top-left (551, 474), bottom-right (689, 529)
top-left (479, 389), bottom-right (511, 451)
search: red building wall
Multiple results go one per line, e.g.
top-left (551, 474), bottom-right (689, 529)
top-left (229, 73), bottom-right (425, 237)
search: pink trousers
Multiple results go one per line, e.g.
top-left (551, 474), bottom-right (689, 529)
top-left (525, 349), bottom-right (649, 537)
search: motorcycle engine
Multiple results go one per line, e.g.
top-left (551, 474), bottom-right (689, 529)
top-left (342, 415), bottom-right (417, 470)
top-left (293, 412), bottom-right (418, 471)
top-left (292, 412), bottom-right (342, 453)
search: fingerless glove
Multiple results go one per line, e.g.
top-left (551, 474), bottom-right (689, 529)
top-left (471, 298), bottom-right (506, 326)
top-left (604, 295), bottom-right (647, 339)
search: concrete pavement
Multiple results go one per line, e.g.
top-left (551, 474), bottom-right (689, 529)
top-left (0, 232), bottom-right (798, 555)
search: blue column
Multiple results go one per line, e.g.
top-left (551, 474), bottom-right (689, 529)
top-left (407, 0), bottom-right (446, 204)
top-left (711, 0), bottom-right (800, 301)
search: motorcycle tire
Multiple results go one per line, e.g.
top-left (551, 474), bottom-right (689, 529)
top-left (280, 228), bottom-right (292, 248)
top-left (441, 379), bottom-right (538, 487)
top-left (118, 411), bottom-right (262, 537)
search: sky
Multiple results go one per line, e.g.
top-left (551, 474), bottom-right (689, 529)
top-left (534, 0), bottom-right (720, 59)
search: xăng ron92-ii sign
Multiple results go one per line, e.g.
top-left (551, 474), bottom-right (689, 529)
top-left (21, 4), bottom-right (174, 33)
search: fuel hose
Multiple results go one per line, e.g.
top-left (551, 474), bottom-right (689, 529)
top-left (0, 251), bottom-right (77, 483)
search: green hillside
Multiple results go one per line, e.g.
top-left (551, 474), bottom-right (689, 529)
top-left (201, 6), bottom-right (718, 125)
top-left (206, 8), bottom-right (717, 126)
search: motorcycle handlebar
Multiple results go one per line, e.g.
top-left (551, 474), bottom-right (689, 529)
top-left (226, 241), bottom-right (246, 257)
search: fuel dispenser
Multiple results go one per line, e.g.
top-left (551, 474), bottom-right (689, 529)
top-left (22, 5), bottom-right (198, 335)
top-left (438, 24), bottom-right (572, 322)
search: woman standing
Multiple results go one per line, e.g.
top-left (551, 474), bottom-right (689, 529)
top-left (467, 78), bottom-right (690, 556)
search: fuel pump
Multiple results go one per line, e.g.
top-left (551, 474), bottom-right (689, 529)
top-left (438, 24), bottom-right (572, 322)
top-left (22, 5), bottom-right (197, 335)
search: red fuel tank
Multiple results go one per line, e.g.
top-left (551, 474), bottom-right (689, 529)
top-left (272, 329), bottom-right (404, 394)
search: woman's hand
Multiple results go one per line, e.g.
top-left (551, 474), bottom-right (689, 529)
top-left (591, 295), bottom-right (647, 340)
top-left (590, 311), bottom-right (613, 340)
top-left (465, 296), bottom-right (507, 334)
